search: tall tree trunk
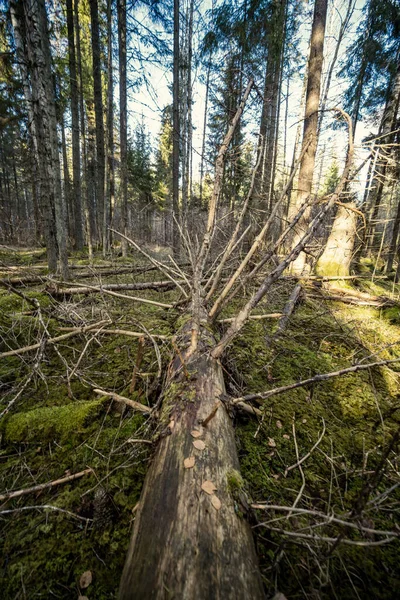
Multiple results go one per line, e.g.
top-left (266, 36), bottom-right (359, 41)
top-left (10, 0), bottom-right (69, 277)
top-left (74, 0), bottom-right (93, 257)
top-left (366, 56), bottom-right (400, 252)
top-left (199, 55), bottom-right (211, 206)
top-left (289, 0), bottom-right (328, 274)
top-left (386, 187), bottom-right (400, 273)
top-left (118, 0), bottom-right (128, 256)
top-left (172, 0), bottom-right (180, 255)
top-left (66, 0), bottom-right (84, 250)
top-left (104, 0), bottom-right (114, 256)
top-left (119, 318), bottom-right (264, 599)
top-left (89, 0), bottom-right (105, 248)
top-left (61, 114), bottom-right (73, 240)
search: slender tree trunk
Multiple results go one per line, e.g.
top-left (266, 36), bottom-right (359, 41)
top-left (119, 319), bottom-right (265, 600)
top-left (118, 0), bottom-right (128, 256)
top-left (61, 114), bottom-right (73, 240)
top-left (66, 0), bottom-right (84, 250)
top-left (74, 0), bottom-right (93, 257)
top-left (104, 0), bottom-right (115, 255)
top-left (289, 0), bottom-right (328, 274)
top-left (172, 0), bottom-right (180, 255)
top-left (199, 55), bottom-right (211, 206)
top-left (89, 0), bottom-right (105, 248)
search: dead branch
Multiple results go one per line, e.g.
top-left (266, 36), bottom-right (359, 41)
top-left (0, 504), bottom-right (92, 522)
top-left (204, 139), bottom-right (263, 300)
top-left (252, 505), bottom-right (400, 540)
top-left (307, 292), bottom-right (397, 307)
top-left (50, 280), bottom-right (179, 296)
top-left (0, 320), bottom-right (110, 359)
top-left (231, 356), bottom-right (400, 405)
top-left (218, 313), bottom-right (283, 323)
top-left (285, 418), bottom-right (326, 476)
top-left (208, 141), bottom-right (311, 319)
top-left (110, 229), bottom-right (189, 298)
top-left (211, 109), bottom-right (354, 358)
top-left (273, 283), bottom-right (302, 338)
top-left (51, 283), bottom-right (175, 308)
top-left (0, 468), bottom-right (92, 503)
top-left (57, 327), bottom-right (169, 340)
top-left (252, 526), bottom-right (396, 547)
top-left (130, 336), bottom-right (145, 393)
top-left (93, 388), bottom-right (152, 414)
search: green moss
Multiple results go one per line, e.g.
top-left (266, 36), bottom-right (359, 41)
top-left (226, 469), bottom-right (244, 492)
top-left (3, 400), bottom-right (104, 443)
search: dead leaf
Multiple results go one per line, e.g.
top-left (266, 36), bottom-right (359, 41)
top-left (168, 420), bottom-right (175, 430)
top-left (268, 437), bottom-right (276, 447)
top-left (190, 430), bottom-right (202, 439)
top-left (201, 480), bottom-right (217, 495)
top-left (276, 420), bottom-right (283, 429)
top-left (302, 419), bottom-right (307, 424)
top-left (79, 571), bottom-right (92, 589)
top-left (193, 440), bottom-right (206, 451)
top-left (283, 434), bottom-right (290, 440)
top-left (184, 456), bottom-right (195, 469)
top-left (114, 347), bottom-right (121, 354)
top-left (272, 474), bottom-right (280, 480)
top-left (211, 495), bottom-right (222, 510)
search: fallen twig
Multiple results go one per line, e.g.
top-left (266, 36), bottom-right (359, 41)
top-left (231, 357), bottom-right (400, 405)
top-left (93, 388), bottom-right (152, 414)
top-left (0, 468), bottom-right (93, 502)
top-left (0, 320), bottom-right (110, 359)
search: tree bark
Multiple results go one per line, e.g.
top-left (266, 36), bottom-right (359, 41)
top-left (118, 0), bottom-right (128, 256)
top-left (316, 202), bottom-right (358, 277)
top-left (104, 0), bottom-right (115, 254)
top-left (289, 0), bottom-right (328, 273)
top-left (118, 319), bottom-right (264, 600)
top-left (10, 0), bottom-right (69, 278)
top-left (172, 0), bottom-right (180, 255)
top-left (66, 0), bottom-right (84, 250)
top-left (89, 0), bottom-right (106, 247)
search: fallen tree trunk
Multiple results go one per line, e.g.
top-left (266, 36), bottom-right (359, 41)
top-left (119, 319), bottom-right (264, 599)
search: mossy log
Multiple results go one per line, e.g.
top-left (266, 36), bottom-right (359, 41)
top-left (119, 320), bottom-right (264, 599)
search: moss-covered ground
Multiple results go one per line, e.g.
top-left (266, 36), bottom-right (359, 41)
top-left (1, 249), bottom-right (400, 598)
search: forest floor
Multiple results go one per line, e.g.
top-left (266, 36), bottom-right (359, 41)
top-left (1, 245), bottom-right (400, 599)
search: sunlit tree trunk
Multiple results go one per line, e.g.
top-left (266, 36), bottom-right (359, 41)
top-left (118, 0), bottom-right (128, 256)
top-left (172, 0), bottom-right (180, 255)
top-left (66, 0), bottom-right (84, 250)
top-left (104, 0), bottom-right (115, 255)
top-left (89, 0), bottom-right (105, 248)
top-left (289, 0), bottom-right (328, 274)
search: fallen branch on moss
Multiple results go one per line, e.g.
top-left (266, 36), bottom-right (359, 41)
top-left (0, 504), bottom-right (92, 522)
top-left (231, 357), bottom-right (400, 405)
top-left (252, 505), bottom-right (400, 544)
top-left (217, 313), bottom-right (282, 323)
top-left (49, 279), bottom-right (180, 296)
top-left (57, 327), bottom-right (169, 340)
top-left (0, 319), bottom-right (110, 358)
top-left (0, 468), bottom-right (93, 502)
top-left (93, 388), bottom-right (152, 414)
top-left (273, 283), bottom-right (302, 338)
